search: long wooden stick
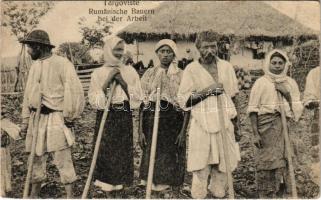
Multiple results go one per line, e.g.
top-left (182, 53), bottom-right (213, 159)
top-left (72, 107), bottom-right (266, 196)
top-left (14, 45), bottom-right (24, 92)
top-left (146, 87), bottom-right (161, 199)
top-left (217, 95), bottom-right (235, 199)
top-left (68, 43), bottom-right (75, 65)
top-left (22, 59), bottom-right (44, 198)
top-left (23, 96), bottom-right (42, 198)
top-left (81, 82), bottom-right (116, 199)
top-left (277, 92), bottom-right (298, 198)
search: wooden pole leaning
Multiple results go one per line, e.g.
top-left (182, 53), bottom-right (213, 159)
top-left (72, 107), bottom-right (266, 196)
top-left (146, 87), bottom-right (161, 199)
top-left (277, 92), bottom-right (298, 198)
top-left (14, 45), bottom-right (25, 92)
top-left (81, 82), bottom-right (117, 199)
top-left (68, 43), bottom-right (75, 65)
top-left (217, 95), bottom-right (235, 199)
top-left (22, 94), bottom-right (42, 198)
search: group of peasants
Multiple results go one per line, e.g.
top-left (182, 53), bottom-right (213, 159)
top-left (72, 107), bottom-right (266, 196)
top-left (1, 29), bottom-right (319, 199)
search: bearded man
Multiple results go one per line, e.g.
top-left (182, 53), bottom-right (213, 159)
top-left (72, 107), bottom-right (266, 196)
top-left (178, 31), bottom-right (240, 198)
top-left (20, 29), bottom-right (85, 198)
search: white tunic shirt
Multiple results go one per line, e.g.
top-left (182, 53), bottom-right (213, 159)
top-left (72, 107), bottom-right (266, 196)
top-left (141, 64), bottom-right (183, 106)
top-left (304, 66), bottom-right (320, 105)
top-left (88, 65), bottom-right (143, 110)
top-left (247, 76), bottom-right (303, 121)
top-left (178, 58), bottom-right (240, 172)
top-left (22, 54), bottom-right (85, 155)
top-left (22, 54), bottom-right (85, 121)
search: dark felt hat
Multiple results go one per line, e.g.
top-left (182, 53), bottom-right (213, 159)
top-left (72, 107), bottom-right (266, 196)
top-left (19, 29), bottom-right (55, 48)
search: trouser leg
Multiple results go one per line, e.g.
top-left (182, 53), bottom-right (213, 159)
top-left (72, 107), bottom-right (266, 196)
top-left (208, 165), bottom-right (227, 198)
top-left (53, 148), bottom-right (77, 185)
top-left (53, 148), bottom-right (77, 198)
top-left (30, 154), bottom-right (48, 198)
top-left (191, 165), bottom-right (210, 199)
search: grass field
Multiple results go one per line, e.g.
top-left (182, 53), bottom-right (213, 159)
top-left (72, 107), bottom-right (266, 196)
top-left (1, 91), bottom-right (320, 199)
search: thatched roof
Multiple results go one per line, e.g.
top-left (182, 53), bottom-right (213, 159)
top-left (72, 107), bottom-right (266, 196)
top-left (119, 1), bottom-right (317, 38)
top-left (298, 39), bottom-right (320, 48)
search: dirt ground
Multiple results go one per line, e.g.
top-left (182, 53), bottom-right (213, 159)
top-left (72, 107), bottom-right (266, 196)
top-left (2, 91), bottom-right (320, 199)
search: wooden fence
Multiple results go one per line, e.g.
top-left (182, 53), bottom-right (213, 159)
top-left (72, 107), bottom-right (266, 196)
top-left (1, 63), bottom-right (102, 95)
top-left (1, 68), bottom-right (17, 93)
top-left (75, 63), bottom-right (104, 93)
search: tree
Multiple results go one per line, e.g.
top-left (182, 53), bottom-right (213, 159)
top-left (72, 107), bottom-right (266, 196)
top-left (2, 1), bottom-right (54, 91)
top-left (78, 16), bottom-right (113, 50)
top-left (2, 1), bottom-right (54, 39)
top-left (56, 42), bottom-right (93, 65)
top-left (67, 17), bottom-right (112, 64)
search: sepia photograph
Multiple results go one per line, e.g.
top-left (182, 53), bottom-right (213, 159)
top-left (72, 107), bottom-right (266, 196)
top-left (0, 0), bottom-right (320, 199)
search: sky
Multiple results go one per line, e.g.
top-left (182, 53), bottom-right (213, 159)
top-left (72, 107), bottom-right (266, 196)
top-left (266, 1), bottom-right (320, 31)
top-left (1, 1), bottom-right (320, 57)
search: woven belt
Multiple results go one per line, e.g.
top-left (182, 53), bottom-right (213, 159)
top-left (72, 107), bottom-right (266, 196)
top-left (30, 105), bottom-right (56, 114)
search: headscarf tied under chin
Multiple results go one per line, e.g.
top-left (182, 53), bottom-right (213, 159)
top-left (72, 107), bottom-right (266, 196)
top-left (154, 39), bottom-right (180, 76)
top-left (263, 49), bottom-right (291, 83)
top-left (263, 49), bottom-right (303, 121)
top-left (103, 36), bottom-right (125, 67)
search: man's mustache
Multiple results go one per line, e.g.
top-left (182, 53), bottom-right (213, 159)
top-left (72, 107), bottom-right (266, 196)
top-left (204, 50), bottom-right (216, 58)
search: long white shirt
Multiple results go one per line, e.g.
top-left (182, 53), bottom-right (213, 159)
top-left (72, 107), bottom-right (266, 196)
top-left (304, 66), bottom-right (320, 105)
top-left (178, 58), bottom-right (240, 172)
top-left (247, 76), bottom-right (303, 121)
top-left (88, 65), bottom-right (143, 110)
top-left (22, 54), bottom-right (85, 155)
top-left (141, 64), bottom-right (183, 106)
top-left (22, 54), bottom-right (85, 121)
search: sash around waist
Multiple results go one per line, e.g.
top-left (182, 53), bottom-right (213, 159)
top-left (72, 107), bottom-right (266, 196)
top-left (258, 112), bottom-right (281, 127)
top-left (30, 105), bottom-right (57, 114)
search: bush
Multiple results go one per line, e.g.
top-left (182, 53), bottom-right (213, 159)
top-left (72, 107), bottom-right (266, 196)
top-left (56, 42), bottom-right (93, 65)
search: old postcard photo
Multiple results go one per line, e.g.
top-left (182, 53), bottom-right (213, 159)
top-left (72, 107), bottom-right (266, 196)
top-left (1, 1), bottom-right (320, 199)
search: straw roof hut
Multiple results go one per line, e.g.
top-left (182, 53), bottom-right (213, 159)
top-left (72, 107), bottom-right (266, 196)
top-left (118, 1), bottom-right (318, 69)
top-left (119, 1), bottom-right (317, 41)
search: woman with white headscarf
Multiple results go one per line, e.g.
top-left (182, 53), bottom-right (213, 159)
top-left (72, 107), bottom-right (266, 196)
top-left (139, 39), bottom-right (190, 192)
top-left (247, 49), bottom-right (303, 198)
top-left (88, 36), bottom-right (142, 196)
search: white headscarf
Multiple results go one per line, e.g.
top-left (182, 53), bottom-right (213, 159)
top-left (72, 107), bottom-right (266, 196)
top-left (155, 39), bottom-right (178, 56)
top-left (263, 49), bottom-right (291, 83)
top-left (103, 36), bottom-right (125, 66)
top-left (155, 39), bottom-right (180, 75)
top-left (263, 49), bottom-right (303, 121)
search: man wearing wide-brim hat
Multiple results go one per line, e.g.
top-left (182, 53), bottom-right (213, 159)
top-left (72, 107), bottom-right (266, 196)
top-left (20, 29), bottom-right (85, 198)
